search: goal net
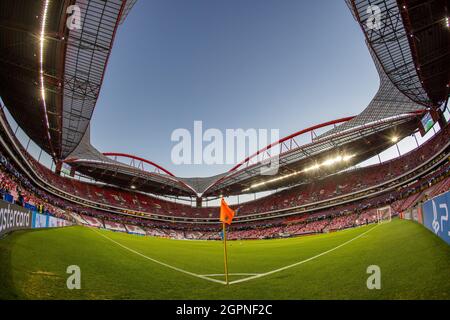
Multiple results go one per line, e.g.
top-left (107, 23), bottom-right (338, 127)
top-left (376, 206), bottom-right (392, 224)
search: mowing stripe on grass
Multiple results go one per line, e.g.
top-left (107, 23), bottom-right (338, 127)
top-left (90, 228), bottom-right (227, 285)
top-left (228, 224), bottom-right (379, 285)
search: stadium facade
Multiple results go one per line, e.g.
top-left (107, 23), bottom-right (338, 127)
top-left (0, 0), bottom-right (448, 236)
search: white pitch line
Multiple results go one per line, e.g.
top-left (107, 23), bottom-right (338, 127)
top-left (200, 273), bottom-right (261, 277)
top-left (228, 224), bottom-right (379, 285)
top-left (90, 228), bottom-right (226, 285)
top-left (90, 224), bottom-right (378, 286)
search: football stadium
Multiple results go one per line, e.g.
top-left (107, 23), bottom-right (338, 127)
top-left (0, 0), bottom-right (449, 303)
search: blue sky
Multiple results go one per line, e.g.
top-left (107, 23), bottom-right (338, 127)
top-left (91, 0), bottom-right (380, 177)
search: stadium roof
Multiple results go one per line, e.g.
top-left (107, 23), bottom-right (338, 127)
top-left (0, 0), bottom-right (67, 158)
top-left (65, 126), bottom-right (199, 197)
top-left (318, 46), bottom-right (423, 137)
top-left (64, 2), bottom-right (427, 198)
top-left (346, 0), bottom-right (449, 108)
top-left (0, 0), bottom-right (136, 160)
top-left (66, 111), bottom-right (421, 197)
top-left (2, 0), bottom-right (446, 199)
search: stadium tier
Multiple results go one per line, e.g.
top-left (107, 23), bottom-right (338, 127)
top-left (1, 103), bottom-right (449, 221)
top-left (0, 0), bottom-right (448, 233)
top-left (1, 121), bottom-right (449, 239)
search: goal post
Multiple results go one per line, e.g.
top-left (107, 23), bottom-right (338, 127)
top-left (376, 206), bottom-right (392, 224)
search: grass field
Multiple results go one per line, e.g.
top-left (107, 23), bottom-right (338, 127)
top-left (1, 218), bottom-right (450, 300)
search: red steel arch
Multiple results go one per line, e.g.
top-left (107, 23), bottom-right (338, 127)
top-left (97, 112), bottom-right (424, 197)
top-left (103, 152), bottom-right (177, 177)
top-left (202, 111), bottom-right (425, 196)
top-left (102, 152), bottom-right (197, 194)
top-left (228, 116), bottom-right (355, 173)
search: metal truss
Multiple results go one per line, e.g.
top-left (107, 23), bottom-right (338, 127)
top-left (203, 113), bottom-right (419, 196)
top-left (69, 158), bottom-right (196, 195)
top-left (61, 0), bottom-right (130, 158)
top-left (119, 0), bottom-right (137, 24)
top-left (347, 0), bottom-right (432, 106)
top-left (103, 153), bottom-right (178, 177)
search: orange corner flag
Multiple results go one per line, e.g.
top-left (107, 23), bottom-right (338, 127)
top-left (220, 198), bottom-right (235, 225)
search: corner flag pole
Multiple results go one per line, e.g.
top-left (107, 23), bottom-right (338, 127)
top-left (222, 222), bottom-right (229, 285)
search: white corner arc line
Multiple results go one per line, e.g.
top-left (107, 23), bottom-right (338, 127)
top-left (200, 273), bottom-right (261, 277)
top-left (228, 224), bottom-right (379, 285)
top-left (90, 228), bottom-right (226, 285)
top-left (90, 224), bottom-right (378, 286)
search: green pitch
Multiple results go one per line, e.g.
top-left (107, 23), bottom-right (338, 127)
top-left (1, 219), bottom-right (450, 300)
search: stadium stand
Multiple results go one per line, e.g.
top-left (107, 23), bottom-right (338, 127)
top-left (1, 138), bottom-right (448, 240)
top-left (0, 0), bottom-right (447, 244)
top-left (1, 120), bottom-right (447, 226)
top-left (104, 220), bottom-right (127, 232)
